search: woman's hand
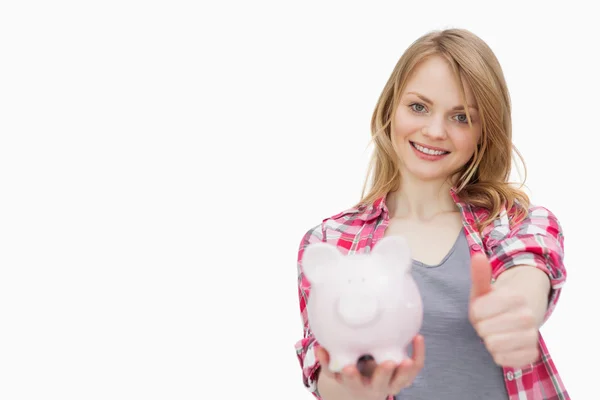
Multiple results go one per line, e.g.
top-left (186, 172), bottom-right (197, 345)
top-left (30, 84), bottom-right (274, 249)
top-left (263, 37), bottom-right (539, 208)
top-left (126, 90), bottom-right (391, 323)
top-left (315, 335), bottom-right (425, 400)
top-left (469, 253), bottom-right (542, 368)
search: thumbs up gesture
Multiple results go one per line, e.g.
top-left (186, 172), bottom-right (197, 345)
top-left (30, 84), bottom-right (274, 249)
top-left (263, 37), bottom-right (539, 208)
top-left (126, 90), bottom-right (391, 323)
top-left (468, 253), bottom-right (540, 369)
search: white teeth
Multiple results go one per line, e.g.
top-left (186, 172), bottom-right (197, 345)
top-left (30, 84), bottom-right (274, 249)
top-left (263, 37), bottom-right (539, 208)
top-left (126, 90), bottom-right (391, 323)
top-left (413, 142), bottom-right (448, 156)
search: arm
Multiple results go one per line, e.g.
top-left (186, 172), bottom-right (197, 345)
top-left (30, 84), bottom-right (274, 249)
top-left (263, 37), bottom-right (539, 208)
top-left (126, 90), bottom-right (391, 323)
top-left (468, 205), bottom-right (567, 369)
top-left (294, 226), bottom-right (327, 399)
top-left (493, 266), bottom-right (550, 328)
top-left (487, 205), bottom-right (566, 326)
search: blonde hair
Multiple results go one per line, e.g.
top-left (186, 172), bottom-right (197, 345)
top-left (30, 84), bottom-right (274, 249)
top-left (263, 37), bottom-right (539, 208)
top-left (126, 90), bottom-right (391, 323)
top-left (359, 28), bottom-right (530, 231)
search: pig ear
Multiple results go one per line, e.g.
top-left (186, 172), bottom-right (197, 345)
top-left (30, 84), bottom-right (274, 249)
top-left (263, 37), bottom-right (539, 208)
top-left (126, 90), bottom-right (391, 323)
top-left (372, 235), bottom-right (412, 272)
top-left (301, 242), bottom-right (341, 284)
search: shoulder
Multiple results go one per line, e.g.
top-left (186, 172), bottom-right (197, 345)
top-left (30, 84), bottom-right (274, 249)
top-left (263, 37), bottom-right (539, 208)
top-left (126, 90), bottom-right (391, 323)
top-left (298, 198), bottom-right (384, 251)
top-left (472, 202), bottom-right (565, 268)
top-left (475, 202), bottom-right (563, 242)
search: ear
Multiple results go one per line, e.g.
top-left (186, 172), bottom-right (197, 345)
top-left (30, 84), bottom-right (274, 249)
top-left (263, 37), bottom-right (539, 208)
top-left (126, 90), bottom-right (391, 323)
top-left (372, 235), bottom-right (412, 273)
top-left (301, 242), bottom-right (341, 284)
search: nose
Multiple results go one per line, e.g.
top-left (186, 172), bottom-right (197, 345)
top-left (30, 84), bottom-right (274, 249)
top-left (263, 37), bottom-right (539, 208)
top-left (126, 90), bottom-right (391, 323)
top-left (336, 293), bottom-right (379, 327)
top-left (423, 116), bottom-right (447, 140)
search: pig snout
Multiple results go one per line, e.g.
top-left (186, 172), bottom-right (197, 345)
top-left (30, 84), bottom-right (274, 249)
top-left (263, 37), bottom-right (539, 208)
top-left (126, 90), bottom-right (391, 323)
top-left (336, 292), bottom-right (379, 327)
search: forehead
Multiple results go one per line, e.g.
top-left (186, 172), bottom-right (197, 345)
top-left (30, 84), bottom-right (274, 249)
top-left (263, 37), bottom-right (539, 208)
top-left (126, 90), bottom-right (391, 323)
top-left (403, 55), bottom-right (476, 104)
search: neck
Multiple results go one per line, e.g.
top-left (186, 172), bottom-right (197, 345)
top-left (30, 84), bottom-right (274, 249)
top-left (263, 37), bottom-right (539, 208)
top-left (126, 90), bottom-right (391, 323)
top-left (386, 173), bottom-right (457, 221)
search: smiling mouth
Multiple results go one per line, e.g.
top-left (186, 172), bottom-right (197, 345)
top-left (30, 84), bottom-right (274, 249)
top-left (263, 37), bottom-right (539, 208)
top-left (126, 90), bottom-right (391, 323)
top-left (410, 141), bottom-right (450, 156)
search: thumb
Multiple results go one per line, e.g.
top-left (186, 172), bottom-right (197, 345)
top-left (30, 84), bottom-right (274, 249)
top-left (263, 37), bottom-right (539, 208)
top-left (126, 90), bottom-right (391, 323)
top-left (315, 346), bottom-right (334, 376)
top-left (470, 252), bottom-right (493, 299)
top-left (315, 346), bottom-right (329, 366)
top-left (315, 346), bottom-right (339, 380)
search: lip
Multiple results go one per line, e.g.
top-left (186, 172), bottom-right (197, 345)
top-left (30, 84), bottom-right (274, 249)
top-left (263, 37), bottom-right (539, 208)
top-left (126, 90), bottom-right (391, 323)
top-left (409, 141), bottom-right (450, 153)
top-left (410, 141), bottom-right (450, 161)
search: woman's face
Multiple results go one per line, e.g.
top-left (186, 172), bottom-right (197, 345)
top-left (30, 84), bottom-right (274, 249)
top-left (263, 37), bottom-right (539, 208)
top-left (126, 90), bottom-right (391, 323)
top-left (392, 55), bottom-right (482, 184)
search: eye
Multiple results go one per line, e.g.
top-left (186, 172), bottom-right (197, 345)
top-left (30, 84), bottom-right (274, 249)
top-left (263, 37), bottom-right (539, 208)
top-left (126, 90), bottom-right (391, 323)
top-left (409, 103), bottom-right (427, 113)
top-left (454, 114), bottom-right (469, 124)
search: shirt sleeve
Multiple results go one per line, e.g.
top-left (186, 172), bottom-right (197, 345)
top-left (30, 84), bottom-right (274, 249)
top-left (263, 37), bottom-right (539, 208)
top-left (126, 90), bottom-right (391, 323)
top-left (294, 225), bottom-right (324, 399)
top-left (487, 205), bottom-right (566, 324)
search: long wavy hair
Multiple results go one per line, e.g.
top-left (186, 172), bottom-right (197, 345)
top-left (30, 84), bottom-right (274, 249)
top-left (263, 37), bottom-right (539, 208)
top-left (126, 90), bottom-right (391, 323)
top-left (359, 28), bottom-right (530, 231)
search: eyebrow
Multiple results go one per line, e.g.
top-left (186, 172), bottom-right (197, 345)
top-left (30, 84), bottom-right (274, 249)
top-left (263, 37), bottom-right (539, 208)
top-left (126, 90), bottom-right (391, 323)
top-left (406, 91), bottom-right (478, 111)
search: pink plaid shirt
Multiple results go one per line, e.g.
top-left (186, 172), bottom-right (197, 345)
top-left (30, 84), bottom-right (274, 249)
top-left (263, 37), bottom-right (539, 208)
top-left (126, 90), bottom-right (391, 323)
top-left (295, 188), bottom-right (569, 400)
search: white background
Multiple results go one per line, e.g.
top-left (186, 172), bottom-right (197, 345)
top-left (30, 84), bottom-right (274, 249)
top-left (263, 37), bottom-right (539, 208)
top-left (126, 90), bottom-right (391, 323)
top-left (0, 1), bottom-right (597, 399)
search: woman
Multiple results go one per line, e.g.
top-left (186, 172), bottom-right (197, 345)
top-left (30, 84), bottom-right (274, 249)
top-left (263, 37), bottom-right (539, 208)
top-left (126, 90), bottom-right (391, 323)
top-left (294, 28), bottom-right (569, 400)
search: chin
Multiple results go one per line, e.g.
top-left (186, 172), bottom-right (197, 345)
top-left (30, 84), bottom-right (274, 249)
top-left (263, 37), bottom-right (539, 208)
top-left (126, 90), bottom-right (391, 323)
top-left (402, 160), bottom-right (452, 182)
top-left (407, 170), bottom-right (449, 182)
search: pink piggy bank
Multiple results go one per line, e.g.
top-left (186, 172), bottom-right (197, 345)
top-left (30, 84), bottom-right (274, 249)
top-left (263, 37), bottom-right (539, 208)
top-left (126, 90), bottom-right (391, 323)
top-left (302, 235), bottom-right (423, 372)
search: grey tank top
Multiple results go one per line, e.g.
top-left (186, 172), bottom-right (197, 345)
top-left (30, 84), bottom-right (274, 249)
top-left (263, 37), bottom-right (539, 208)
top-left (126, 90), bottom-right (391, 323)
top-left (395, 230), bottom-right (508, 400)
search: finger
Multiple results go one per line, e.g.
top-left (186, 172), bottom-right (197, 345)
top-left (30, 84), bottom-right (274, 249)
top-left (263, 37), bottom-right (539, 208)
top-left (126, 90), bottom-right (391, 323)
top-left (470, 252), bottom-right (493, 300)
top-left (492, 347), bottom-right (540, 369)
top-left (315, 347), bottom-right (339, 381)
top-left (484, 329), bottom-right (539, 354)
top-left (470, 291), bottom-right (526, 322)
top-left (389, 359), bottom-right (414, 392)
top-left (315, 347), bottom-right (331, 373)
top-left (411, 335), bottom-right (425, 370)
top-left (390, 335), bottom-right (425, 391)
top-left (474, 308), bottom-right (535, 337)
top-left (370, 360), bottom-right (396, 390)
top-left (315, 347), bottom-right (329, 365)
top-left (339, 365), bottom-right (365, 392)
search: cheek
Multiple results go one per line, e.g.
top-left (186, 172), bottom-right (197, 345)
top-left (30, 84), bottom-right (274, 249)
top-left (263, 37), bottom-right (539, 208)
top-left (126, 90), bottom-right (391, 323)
top-left (450, 127), bottom-right (480, 154)
top-left (393, 109), bottom-right (422, 141)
